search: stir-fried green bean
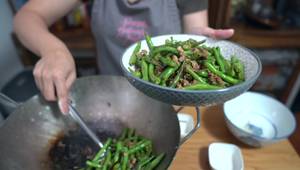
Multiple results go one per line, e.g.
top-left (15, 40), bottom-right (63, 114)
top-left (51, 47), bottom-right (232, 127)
top-left (182, 83), bottom-right (222, 90)
top-left (145, 33), bottom-right (154, 51)
top-left (83, 128), bottom-right (165, 170)
top-left (170, 61), bottom-right (186, 88)
top-left (141, 59), bottom-right (149, 81)
top-left (128, 34), bottom-right (245, 90)
top-left (185, 65), bottom-right (207, 84)
top-left (205, 62), bottom-right (241, 85)
top-left (129, 42), bottom-right (141, 65)
top-left (213, 47), bottom-right (226, 73)
top-left (149, 64), bottom-right (161, 84)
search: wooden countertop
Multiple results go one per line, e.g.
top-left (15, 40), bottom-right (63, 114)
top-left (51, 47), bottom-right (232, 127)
top-left (169, 106), bottom-right (300, 170)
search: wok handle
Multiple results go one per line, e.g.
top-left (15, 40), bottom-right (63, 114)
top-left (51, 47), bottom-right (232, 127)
top-left (0, 93), bottom-right (19, 117)
top-left (179, 106), bottom-right (201, 145)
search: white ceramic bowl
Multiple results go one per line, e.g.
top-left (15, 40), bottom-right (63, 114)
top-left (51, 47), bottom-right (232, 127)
top-left (209, 142), bottom-right (244, 170)
top-left (223, 91), bottom-right (296, 147)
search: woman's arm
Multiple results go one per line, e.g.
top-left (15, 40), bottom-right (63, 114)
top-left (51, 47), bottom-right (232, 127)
top-left (14, 0), bottom-right (79, 56)
top-left (14, 0), bottom-right (80, 114)
top-left (182, 10), bottom-right (234, 39)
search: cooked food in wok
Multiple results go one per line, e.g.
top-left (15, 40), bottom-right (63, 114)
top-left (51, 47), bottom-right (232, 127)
top-left (128, 35), bottom-right (245, 90)
top-left (83, 128), bottom-right (165, 170)
top-left (50, 127), bottom-right (165, 170)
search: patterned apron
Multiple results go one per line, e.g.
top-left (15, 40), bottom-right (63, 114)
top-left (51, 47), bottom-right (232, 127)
top-left (91, 0), bottom-right (182, 75)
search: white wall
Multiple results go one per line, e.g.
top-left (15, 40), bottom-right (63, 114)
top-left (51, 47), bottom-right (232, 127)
top-left (0, 1), bottom-right (23, 89)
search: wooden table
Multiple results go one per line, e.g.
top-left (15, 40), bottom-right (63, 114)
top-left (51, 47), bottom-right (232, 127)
top-left (169, 106), bottom-right (300, 170)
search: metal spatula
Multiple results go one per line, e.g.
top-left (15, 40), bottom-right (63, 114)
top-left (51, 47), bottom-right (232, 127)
top-left (68, 103), bottom-right (104, 148)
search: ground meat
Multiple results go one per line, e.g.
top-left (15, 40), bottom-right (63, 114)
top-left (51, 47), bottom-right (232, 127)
top-left (208, 72), bottom-right (225, 86)
top-left (177, 46), bottom-right (186, 62)
top-left (190, 60), bottom-right (200, 70)
top-left (182, 79), bottom-right (191, 87)
top-left (172, 55), bottom-right (180, 65)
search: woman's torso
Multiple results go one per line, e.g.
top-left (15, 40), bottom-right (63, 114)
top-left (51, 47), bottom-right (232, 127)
top-left (91, 0), bottom-right (182, 75)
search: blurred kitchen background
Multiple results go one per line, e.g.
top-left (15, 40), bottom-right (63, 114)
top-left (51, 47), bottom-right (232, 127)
top-left (1, 0), bottom-right (300, 119)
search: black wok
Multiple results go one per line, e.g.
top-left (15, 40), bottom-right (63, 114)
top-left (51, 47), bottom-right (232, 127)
top-left (0, 76), bottom-right (181, 170)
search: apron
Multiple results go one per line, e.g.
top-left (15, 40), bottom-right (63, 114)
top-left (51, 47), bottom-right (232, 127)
top-left (91, 0), bottom-right (182, 75)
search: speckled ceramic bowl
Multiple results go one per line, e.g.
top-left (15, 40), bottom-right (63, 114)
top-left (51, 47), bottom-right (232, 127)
top-left (120, 34), bottom-right (262, 106)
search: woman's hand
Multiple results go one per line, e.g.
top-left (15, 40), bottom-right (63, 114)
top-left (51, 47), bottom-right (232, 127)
top-left (33, 47), bottom-right (76, 114)
top-left (190, 27), bottom-right (234, 39)
top-left (183, 10), bottom-right (234, 39)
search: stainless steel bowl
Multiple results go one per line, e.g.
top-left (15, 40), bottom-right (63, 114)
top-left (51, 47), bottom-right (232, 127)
top-left (121, 34), bottom-right (262, 106)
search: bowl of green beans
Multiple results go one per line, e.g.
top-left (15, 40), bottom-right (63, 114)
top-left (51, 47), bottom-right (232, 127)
top-left (121, 34), bottom-right (262, 106)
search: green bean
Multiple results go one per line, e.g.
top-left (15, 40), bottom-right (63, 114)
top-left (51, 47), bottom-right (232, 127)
top-left (206, 53), bottom-right (216, 64)
top-left (86, 160), bottom-right (101, 168)
top-left (183, 50), bottom-right (193, 56)
top-left (152, 46), bottom-right (178, 57)
top-left (113, 142), bottom-right (123, 163)
top-left (182, 83), bottom-right (222, 90)
top-left (149, 64), bottom-right (161, 84)
top-left (128, 67), bottom-right (141, 78)
top-left (160, 67), bottom-right (178, 85)
top-left (121, 148), bottom-right (129, 170)
top-left (146, 153), bottom-right (165, 170)
top-left (153, 53), bottom-right (161, 61)
top-left (92, 138), bottom-right (112, 162)
top-left (112, 163), bottom-right (121, 170)
top-left (129, 41), bottom-right (141, 65)
top-left (192, 39), bottom-right (206, 47)
top-left (141, 59), bottom-right (149, 81)
top-left (224, 59), bottom-right (232, 76)
top-left (128, 140), bottom-right (151, 154)
top-left (137, 156), bottom-right (155, 170)
top-left (145, 33), bottom-right (154, 51)
top-left (195, 70), bottom-right (208, 78)
top-left (170, 62), bottom-right (185, 88)
top-left (185, 65), bottom-right (207, 84)
top-left (231, 56), bottom-right (245, 81)
top-left (102, 150), bottom-right (112, 170)
top-left (205, 62), bottom-right (241, 85)
top-left (213, 47), bottom-right (226, 73)
top-left (159, 55), bottom-right (178, 67)
top-left (144, 56), bottom-right (161, 67)
top-left (223, 59), bottom-right (236, 78)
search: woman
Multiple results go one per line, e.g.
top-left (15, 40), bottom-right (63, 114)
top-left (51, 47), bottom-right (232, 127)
top-left (14, 0), bottom-right (234, 113)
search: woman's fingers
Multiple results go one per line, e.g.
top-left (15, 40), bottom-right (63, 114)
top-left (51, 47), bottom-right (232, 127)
top-left (57, 71), bottom-right (76, 115)
top-left (54, 74), bottom-right (69, 114)
top-left (213, 29), bottom-right (234, 39)
top-left (197, 27), bottom-right (234, 39)
top-left (33, 60), bottom-right (43, 92)
top-left (41, 69), bottom-right (56, 101)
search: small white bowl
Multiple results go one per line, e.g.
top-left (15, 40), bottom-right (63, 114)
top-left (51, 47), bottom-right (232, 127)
top-left (224, 91), bottom-right (297, 147)
top-left (209, 142), bottom-right (244, 170)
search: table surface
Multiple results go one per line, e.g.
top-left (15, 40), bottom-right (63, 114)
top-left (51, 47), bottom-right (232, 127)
top-left (169, 106), bottom-right (300, 170)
